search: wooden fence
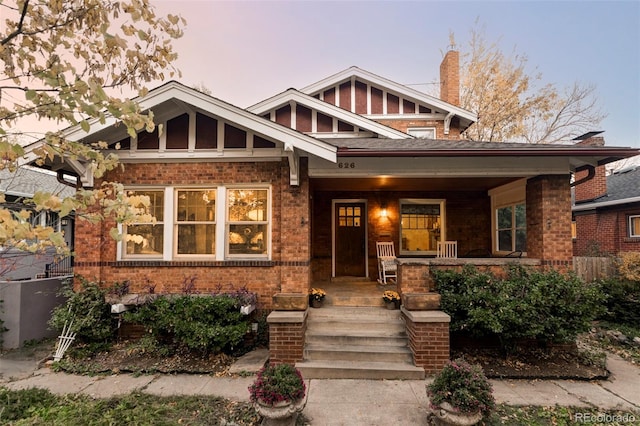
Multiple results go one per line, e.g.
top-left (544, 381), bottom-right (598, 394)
top-left (573, 256), bottom-right (616, 282)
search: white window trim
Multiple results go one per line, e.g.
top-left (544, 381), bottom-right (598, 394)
top-left (489, 179), bottom-right (527, 255)
top-left (399, 198), bottom-right (446, 256)
top-left (118, 187), bottom-right (167, 261)
top-left (629, 215), bottom-right (640, 238)
top-left (407, 127), bottom-right (436, 139)
top-left (119, 185), bottom-right (271, 261)
top-left (225, 185), bottom-right (272, 259)
top-left (173, 187), bottom-right (219, 260)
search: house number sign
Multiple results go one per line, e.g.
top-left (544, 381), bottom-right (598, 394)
top-left (337, 162), bottom-right (356, 169)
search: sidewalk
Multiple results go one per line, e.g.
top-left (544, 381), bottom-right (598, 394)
top-left (2, 353), bottom-right (639, 425)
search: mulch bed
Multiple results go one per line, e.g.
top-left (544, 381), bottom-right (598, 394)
top-left (451, 338), bottom-right (609, 380)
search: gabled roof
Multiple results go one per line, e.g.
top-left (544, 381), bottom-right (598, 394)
top-left (299, 66), bottom-right (477, 129)
top-left (64, 81), bottom-right (337, 162)
top-left (573, 165), bottom-right (640, 211)
top-left (247, 88), bottom-right (410, 139)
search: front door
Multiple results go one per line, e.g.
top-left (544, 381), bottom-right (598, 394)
top-left (334, 201), bottom-right (366, 276)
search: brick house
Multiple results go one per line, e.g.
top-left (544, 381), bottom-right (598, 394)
top-left (23, 51), bottom-right (639, 374)
top-left (573, 134), bottom-right (640, 255)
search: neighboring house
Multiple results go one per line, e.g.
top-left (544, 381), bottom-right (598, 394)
top-left (21, 50), bottom-right (639, 371)
top-left (573, 137), bottom-right (640, 256)
top-left (0, 166), bottom-right (75, 280)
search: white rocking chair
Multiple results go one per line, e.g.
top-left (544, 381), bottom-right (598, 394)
top-left (437, 241), bottom-right (458, 258)
top-left (376, 241), bottom-right (397, 285)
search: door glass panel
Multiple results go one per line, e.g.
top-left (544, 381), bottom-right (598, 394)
top-left (338, 204), bottom-right (362, 227)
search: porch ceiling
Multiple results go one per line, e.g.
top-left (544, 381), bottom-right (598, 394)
top-left (310, 176), bottom-right (518, 192)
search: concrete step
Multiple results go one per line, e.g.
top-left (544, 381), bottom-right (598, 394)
top-left (301, 304), bottom-right (423, 379)
top-left (304, 343), bottom-right (413, 363)
top-left (295, 360), bottom-right (425, 380)
top-left (306, 319), bottom-right (406, 334)
top-left (306, 306), bottom-right (402, 322)
top-left (305, 330), bottom-right (409, 347)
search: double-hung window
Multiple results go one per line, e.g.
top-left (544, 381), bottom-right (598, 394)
top-left (124, 190), bottom-right (164, 258)
top-left (227, 189), bottom-right (268, 256)
top-left (629, 215), bottom-right (640, 238)
top-left (175, 189), bottom-right (216, 256)
top-left (489, 179), bottom-right (527, 255)
top-left (496, 203), bottom-right (526, 252)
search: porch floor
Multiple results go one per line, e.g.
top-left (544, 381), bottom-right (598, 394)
top-left (314, 278), bottom-right (396, 307)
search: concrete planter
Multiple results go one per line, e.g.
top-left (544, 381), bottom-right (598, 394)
top-left (402, 293), bottom-right (441, 310)
top-left (272, 293), bottom-right (308, 311)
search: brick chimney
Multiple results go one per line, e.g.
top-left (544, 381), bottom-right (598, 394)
top-left (440, 49), bottom-right (460, 106)
top-left (574, 135), bottom-right (607, 202)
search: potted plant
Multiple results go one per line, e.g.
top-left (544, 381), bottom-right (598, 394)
top-left (308, 287), bottom-right (326, 308)
top-left (426, 358), bottom-right (495, 425)
top-left (382, 290), bottom-right (400, 309)
top-left (249, 363), bottom-right (307, 425)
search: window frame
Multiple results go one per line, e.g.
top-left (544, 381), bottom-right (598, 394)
top-left (489, 179), bottom-right (527, 256)
top-left (399, 198), bottom-right (446, 256)
top-left (629, 215), bottom-right (640, 238)
top-left (121, 188), bottom-right (166, 260)
top-left (407, 127), bottom-right (436, 139)
top-left (495, 202), bottom-right (526, 253)
top-left (173, 188), bottom-right (218, 259)
top-left (225, 186), bottom-right (271, 259)
top-left (119, 185), bottom-right (271, 261)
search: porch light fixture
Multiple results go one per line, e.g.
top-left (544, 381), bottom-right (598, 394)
top-left (380, 203), bottom-right (388, 218)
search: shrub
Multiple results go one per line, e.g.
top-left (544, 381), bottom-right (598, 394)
top-left (124, 294), bottom-right (250, 355)
top-left (599, 277), bottom-right (640, 327)
top-left (248, 364), bottom-right (306, 406)
top-left (49, 277), bottom-right (115, 345)
top-left (618, 252), bottom-right (640, 282)
top-left (433, 265), bottom-right (606, 352)
top-left (427, 358), bottom-right (495, 416)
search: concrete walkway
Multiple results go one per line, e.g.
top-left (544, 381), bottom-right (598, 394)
top-left (1, 353), bottom-right (639, 425)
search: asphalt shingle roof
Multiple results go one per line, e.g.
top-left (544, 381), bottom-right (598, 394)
top-left (602, 166), bottom-right (640, 203)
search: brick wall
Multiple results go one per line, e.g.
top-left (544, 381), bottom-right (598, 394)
top-left (440, 50), bottom-right (460, 107)
top-left (73, 159), bottom-right (310, 310)
top-left (574, 206), bottom-right (640, 255)
top-left (310, 189), bottom-right (490, 281)
top-left (403, 310), bottom-right (450, 374)
top-left (526, 175), bottom-right (573, 268)
top-left (574, 136), bottom-right (607, 202)
top-left (267, 311), bottom-right (307, 365)
top-left (372, 118), bottom-right (461, 139)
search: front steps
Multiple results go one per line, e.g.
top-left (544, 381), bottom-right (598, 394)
top-left (295, 306), bottom-right (425, 380)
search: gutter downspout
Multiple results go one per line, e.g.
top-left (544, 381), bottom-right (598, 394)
top-left (570, 165), bottom-right (595, 187)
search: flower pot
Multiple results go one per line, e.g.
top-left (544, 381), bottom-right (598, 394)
top-left (428, 402), bottom-right (483, 426)
top-left (311, 299), bottom-right (323, 308)
top-left (385, 300), bottom-right (398, 310)
top-left (254, 398), bottom-right (305, 426)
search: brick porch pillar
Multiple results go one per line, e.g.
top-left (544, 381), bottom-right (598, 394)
top-left (267, 310), bottom-right (307, 365)
top-left (402, 308), bottom-right (450, 374)
top-left (526, 175), bottom-right (573, 270)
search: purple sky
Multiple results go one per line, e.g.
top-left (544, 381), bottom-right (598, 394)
top-left (152, 0), bottom-right (639, 148)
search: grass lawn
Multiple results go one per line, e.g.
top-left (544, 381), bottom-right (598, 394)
top-left (1, 387), bottom-right (638, 425)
